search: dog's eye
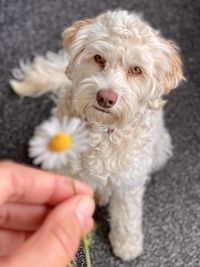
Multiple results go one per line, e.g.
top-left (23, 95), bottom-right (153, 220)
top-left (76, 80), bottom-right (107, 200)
top-left (128, 66), bottom-right (142, 76)
top-left (94, 54), bottom-right (105, 68)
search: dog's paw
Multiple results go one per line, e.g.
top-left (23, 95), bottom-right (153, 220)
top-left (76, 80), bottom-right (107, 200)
top-left (109, 231), bottom-right (143, 261)
top-left (95, 190), bottom-right (110, 207)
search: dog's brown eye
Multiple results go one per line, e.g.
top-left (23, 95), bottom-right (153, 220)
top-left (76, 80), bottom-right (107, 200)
top-left (128, 66), bottom-right (142, 76)
top-left (94, 54), bottom-right (105, 68)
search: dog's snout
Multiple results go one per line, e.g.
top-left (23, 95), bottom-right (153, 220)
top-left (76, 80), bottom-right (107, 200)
top-left (96, 89), bottom-right (118, 108)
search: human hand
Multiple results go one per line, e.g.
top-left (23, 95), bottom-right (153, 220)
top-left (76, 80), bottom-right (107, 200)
top-left (0, 161), bottom-right (95, 267)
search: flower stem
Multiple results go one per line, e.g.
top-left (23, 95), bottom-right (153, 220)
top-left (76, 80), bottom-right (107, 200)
top-left (83, 235), bottom-right (92, 267)
top-left (68, 166), bottom-right (92, 267)
top-left (68, 258), bottom-right (77, 267)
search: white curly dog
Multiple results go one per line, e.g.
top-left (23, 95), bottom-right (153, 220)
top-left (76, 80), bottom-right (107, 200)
top-left (10, 10), bottom-right (184, 261)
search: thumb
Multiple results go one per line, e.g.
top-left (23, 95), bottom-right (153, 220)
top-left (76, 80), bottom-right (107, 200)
top-left (7, 195), bottom-right (95, 267)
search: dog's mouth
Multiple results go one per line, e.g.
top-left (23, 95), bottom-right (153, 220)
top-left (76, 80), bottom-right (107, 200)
top-left (92, 105), bottom-right (111, 114)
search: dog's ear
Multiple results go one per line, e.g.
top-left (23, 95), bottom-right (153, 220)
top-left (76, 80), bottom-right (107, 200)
top-left (63, 19), bottom-right (93, 49)
top-left (157, 39), bottom-right (185, 94)
top-left (149, 39), bottom-right (185, 110)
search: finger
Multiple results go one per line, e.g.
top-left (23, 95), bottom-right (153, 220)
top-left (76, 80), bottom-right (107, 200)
top-left (0, 220), bottom-right (94, 257)
top-left (0, 161), bottom-right (93, 205)
top-left (0, 229), bottom-right (32, 256)
top-left (84, 217), bottom-right (94, 234)
top-left (0, 203), bottom-right (51, 231)
top-left (2, 195), bottom-right (95, 267)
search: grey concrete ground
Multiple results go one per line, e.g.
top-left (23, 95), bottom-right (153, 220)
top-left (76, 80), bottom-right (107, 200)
top-left (0, 0), bottom-right (200, 266)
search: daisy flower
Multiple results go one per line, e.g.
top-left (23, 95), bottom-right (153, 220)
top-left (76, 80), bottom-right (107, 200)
top-left (29, 115), bottom-right (94, 267)
top-left (29, 116), bottom-right (89, 170)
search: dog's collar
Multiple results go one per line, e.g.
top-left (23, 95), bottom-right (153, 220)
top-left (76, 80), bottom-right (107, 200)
top-left (99, 126), bottom-right (115, 134)
top-left (84, 119), bottom-right (115, 135)
top-left (107, 127), bottom-right (115, 134)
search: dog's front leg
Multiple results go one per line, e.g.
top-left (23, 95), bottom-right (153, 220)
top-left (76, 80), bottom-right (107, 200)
top-left (95, 185), bottom-right (111, 207)
top-left (109, 185), bottom-right (145, 261)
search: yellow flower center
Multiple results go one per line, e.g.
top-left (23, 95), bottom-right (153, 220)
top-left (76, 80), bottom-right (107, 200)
top-left (48, 132), bottom-right (72, 152)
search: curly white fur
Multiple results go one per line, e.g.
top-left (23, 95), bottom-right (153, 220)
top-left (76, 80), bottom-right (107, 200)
top-left (10, 10), bottom-right (184, 261)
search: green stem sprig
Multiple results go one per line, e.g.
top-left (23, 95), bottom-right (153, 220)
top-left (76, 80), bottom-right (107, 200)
top-left (67, 166), bottom-right (93, 267)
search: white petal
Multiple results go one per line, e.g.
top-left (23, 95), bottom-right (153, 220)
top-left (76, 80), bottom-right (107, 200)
top-left (29, 147), bottom-right (46, 157)
top-left (73, 132), bottom-right (89, 143)
top-left (65, 118), bottom-right (81, 134)
top-left (33, 151), bottom-right (51, 166)
top-left (51, 117), bottom-right (62, 130)
top-left (57, 154), bottom-right (69, 169)
top-left (29, 138), bottom-right (48, 148)
top-left (38, 117), bottom-right (61, 135)
top-left (39, 123), bottom-right (58, 136)
top-left (42, 154), bottom-right (58, 170)
top-left (54, 154), bottom-right (69, 170)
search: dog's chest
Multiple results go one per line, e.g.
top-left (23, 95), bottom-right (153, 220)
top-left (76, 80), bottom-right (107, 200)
top-left (77, 126), bottom-right (152, 186)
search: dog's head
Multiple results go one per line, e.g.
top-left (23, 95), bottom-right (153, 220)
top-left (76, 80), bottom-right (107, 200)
top-left (63, 10), bottom-right (184, 127)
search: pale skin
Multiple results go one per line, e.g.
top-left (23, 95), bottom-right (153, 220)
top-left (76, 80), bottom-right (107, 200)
top-left (0, 161), bottom-right (95, 267)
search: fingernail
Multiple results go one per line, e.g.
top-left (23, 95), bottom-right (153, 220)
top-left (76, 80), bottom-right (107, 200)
top-left (76, 196), bottom-right (95, 227)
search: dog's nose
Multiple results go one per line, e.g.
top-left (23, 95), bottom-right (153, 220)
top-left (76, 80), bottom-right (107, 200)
top-left (96, 89), bottom-right (118, 108)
